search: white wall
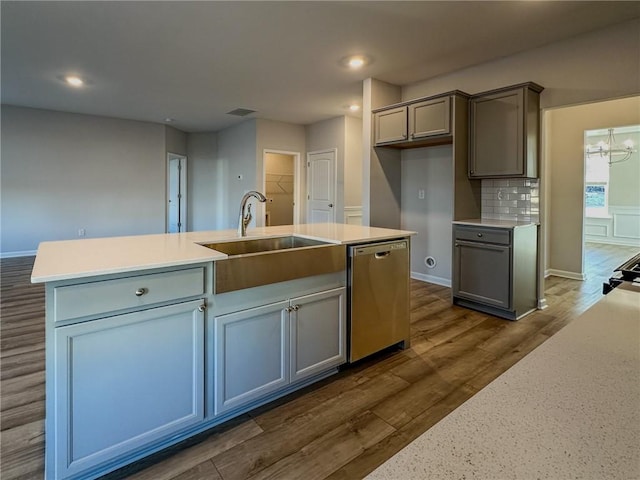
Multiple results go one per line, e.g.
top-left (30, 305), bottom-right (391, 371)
top-left (186, 132), bottom-right (219, 231)
top-left (165, 125), bottom-right (187, 156)
top-left (217, 120), bottom-right (258, 230)
top-left (1, 106), bottom-right (166, 255)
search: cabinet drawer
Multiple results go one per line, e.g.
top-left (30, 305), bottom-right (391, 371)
top-left (54, 267), bottom-right (205, 322)
top-left (455, 227), bottom-right (511, 245)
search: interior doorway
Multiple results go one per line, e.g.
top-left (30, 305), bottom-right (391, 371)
top-left (263, 150), bottom-right (301, 226)
top-left (167, 153), bottom-right (187, 233)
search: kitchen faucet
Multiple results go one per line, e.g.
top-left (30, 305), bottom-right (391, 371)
top-left (237, 190), bottom-right (267, 237)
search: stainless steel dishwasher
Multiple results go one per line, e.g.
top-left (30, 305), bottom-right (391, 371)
top-left (348, 239), bottom-right (410, 362)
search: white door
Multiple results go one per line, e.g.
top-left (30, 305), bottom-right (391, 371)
top-left (167, 154), bottom-right (187, 233)
top-left (307, 149), bottom-right (336, 223)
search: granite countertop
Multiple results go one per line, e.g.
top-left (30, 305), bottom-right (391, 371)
top-left (31, 223), bottom-right (415, 283)
top-left (367, 283), bottom-right (640, 479)
top-left (453, 218), bottom-right (539, 228)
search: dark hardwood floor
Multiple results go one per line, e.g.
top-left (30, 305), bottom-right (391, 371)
top-left (1, 243), bottom-right (637, 480)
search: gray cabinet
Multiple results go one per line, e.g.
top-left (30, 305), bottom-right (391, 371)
top-left (374, 106), bottom-right (407, 145)
top-left (408, 96), bottom-right (451, 139)
top-left (213, 286), bottom-right (346, 415)
top-left (373, 94), bottom-right (454, 147)
top-left (453, 224), bottom-right (537, 320)
top-left (52, 299), bottom-right (205, 479)
top-left (469, 82), bottom-right (543, 178)
top-left (290, 288), bottom-right (346, 383)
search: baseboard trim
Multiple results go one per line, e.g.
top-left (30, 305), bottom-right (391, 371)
top-left (1, 250), bottom-right (37, 259)
top-left (411, 272), bottom-right (451, 288)
top-left (546, 269), bottom-right (585, 281)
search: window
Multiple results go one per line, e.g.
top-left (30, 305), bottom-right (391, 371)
top-left (584, 133), bottom-right (610, 217)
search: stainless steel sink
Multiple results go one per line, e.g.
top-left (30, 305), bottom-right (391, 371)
top-left (200, 236), bottom-right (328, 257)
top-left (200, 236), bottom-right (346, 293)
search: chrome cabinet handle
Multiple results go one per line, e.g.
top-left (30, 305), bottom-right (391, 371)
top-left (285, 306), bottom-right (292, 313)
top-left (198, 304), bottom-right (206, 313)
top-left (292, 305), bottom-right (300, 311)
top-left (328, 204), bottom-right (333, 208)
top-left (135, 288), bottom-right (147, 297)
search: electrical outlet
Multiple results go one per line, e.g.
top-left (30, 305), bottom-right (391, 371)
top-left (418, 189), bottom-right (425, 200)
top-left (78, 228), bottom-right (86, 237)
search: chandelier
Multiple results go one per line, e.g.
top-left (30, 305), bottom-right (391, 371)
top-left (585, 128), bottom-right (636, 166)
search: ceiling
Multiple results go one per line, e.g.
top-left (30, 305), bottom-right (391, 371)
top-left (2, 1), bottom-right (639, 133)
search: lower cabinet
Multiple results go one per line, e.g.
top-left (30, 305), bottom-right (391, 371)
top-left (213, 287), bottom-right (346, 415)
top-left (52, 300), bottom-right (205, 479)
top-left (452, 224), bottom-right (537, 320)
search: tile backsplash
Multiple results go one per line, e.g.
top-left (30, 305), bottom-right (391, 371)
top-left (481, 179), bottom-right (539, 223)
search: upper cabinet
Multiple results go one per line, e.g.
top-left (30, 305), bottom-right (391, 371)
top-left (468, 82), bottom-right (543, 179)
top-left (374, 106), bottom-right (407, 144)
top-left (409, 96), bottom-right (451, 139)
top-left (373, 93), bottom-right (458, 148)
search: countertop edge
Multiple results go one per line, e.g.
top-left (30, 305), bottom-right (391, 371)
top-left (31, 224), bottom-right (417, 283)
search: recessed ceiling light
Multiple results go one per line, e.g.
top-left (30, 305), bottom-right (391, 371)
top-left (164, 117), bottom-right (175, 123)
top-left (340, 55), bottom-right (371, 69)
top-left (349, 104), bottom-right (360, 112)
top-left (65, 76), bottom-right (84, 87)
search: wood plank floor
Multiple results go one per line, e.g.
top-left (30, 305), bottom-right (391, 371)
top-left (1, 243), bottom-right (637, 480)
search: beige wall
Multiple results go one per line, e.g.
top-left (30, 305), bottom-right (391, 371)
top-left (344, 116), bottom-right (363, 208)
top-left (545, 96), bottom-right (640, 276)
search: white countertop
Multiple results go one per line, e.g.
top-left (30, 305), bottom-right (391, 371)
top-left (453, 218), bottom-right (538, 228)
top-left (367, 283), bottom-right (640, 480)
top-left (31, 223), bottom-right (415, 283)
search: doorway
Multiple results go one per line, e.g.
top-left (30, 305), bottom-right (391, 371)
top-left (167, 153), bottom-right (187, 233)
top-left (307, 149), bottom-right (337, 223)
top-left (263, 150), bottom-right (301, 226)
top-left (543, 96), bottom-right (640, 281)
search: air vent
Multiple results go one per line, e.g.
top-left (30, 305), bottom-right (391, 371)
top-left (226, 108), bottom-right (256, 117)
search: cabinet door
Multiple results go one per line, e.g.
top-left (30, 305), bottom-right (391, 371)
top-left (290, 287), bottom-right (346, 383)
top-left (374, 106), bottom-right (407, 145)
top-left (454, 240), bottom-right (511, 308)
top-left (213, 301), bottom-right (289, 415)
top-left (408, 96), bottom-right (450, 139)
top-left (469, 89), bottom-right (524, 177)
top-left (53, 300), bottom-right (205, 479)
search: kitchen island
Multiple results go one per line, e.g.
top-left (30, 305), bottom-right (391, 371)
top-left (32, 223), bottom-right (414, 480)
top-left (367, 282), bottom-right (640, 479)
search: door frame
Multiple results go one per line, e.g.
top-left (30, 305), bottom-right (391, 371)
top-left (262, 149), bottom-right (302, 225)
top-left (306, 148), bottom-right (338, 224)
top-left (167, 153), bottom-right (188, 233)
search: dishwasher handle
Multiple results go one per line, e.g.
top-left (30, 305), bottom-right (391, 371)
top-left (350, 240), bottom-right (408, 257)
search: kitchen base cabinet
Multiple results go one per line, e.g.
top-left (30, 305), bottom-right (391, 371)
top-left (290, 288), bottom-right (346, 383)
top-left (51, 299), bottom-right (205, 480)
top-left (213, 301), bottom-right (289, 415)
top-left (212, 286), bottom-right (346, 416)
top-left (453, 223), bottom-right (537, 320)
